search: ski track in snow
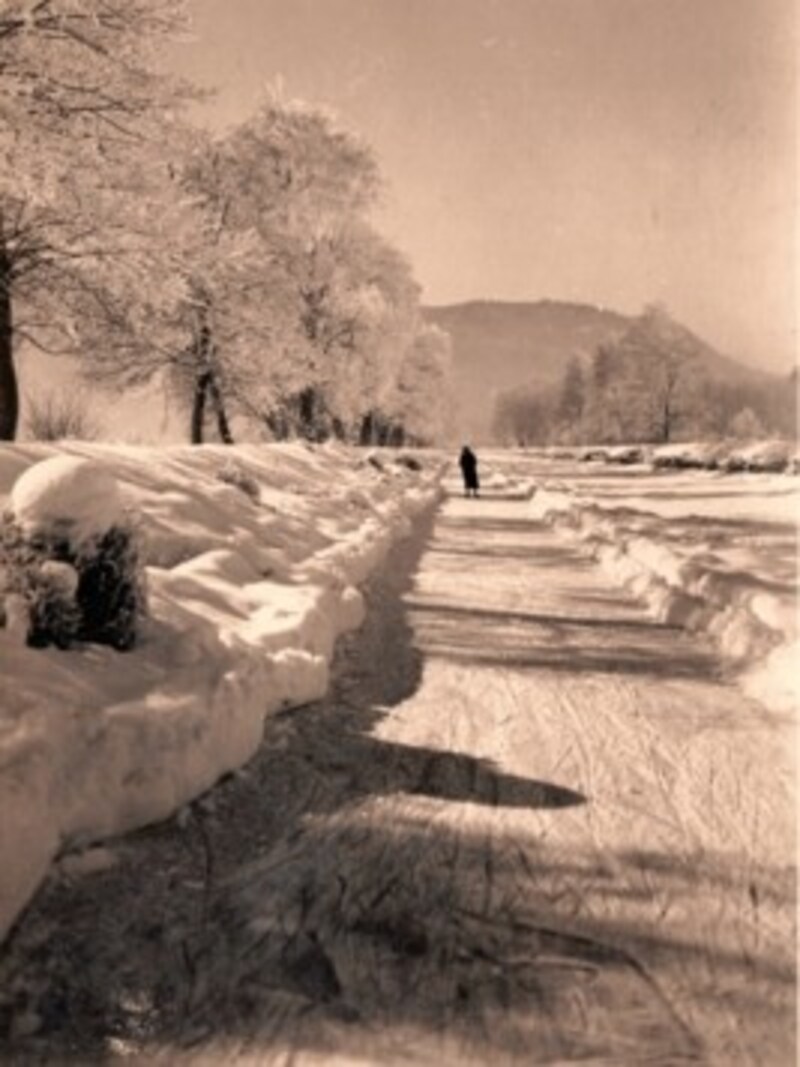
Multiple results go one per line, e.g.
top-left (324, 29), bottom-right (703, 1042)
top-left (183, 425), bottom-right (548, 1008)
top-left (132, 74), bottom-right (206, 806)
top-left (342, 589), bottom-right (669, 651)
top-left (0, 487), bottom-right (795, 1065)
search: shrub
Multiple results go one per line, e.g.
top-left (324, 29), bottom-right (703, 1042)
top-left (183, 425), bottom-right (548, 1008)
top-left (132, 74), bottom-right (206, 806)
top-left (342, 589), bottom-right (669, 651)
top-left (25, 390), bottom-right (98, 442)
top-left (394, 454), bottom-right (422, 472)
top-left (0, 513), bottom-right (146, 651)
top-left (216, 460), bottom-right (260, 503)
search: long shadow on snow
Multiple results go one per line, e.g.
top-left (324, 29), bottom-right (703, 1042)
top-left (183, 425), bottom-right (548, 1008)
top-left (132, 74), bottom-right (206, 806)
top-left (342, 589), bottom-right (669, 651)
top-left (0, 505), bottom-right (586, 1065)
top-left (407, 600), bottom-right (720, 680)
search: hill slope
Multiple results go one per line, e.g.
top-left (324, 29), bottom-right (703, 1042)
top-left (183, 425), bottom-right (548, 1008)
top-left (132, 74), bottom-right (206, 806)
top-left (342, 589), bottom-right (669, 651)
top-left (423, 300), bottom-right (784, 443)
top-left (423, 301), bottom-right (628, 441)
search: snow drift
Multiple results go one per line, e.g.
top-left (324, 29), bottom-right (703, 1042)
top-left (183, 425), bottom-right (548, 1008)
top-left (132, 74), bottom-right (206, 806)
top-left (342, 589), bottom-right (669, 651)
top-left (530, 467), bottom-right (798, 714)
top-left (0, 441), bottom-right (441, 941)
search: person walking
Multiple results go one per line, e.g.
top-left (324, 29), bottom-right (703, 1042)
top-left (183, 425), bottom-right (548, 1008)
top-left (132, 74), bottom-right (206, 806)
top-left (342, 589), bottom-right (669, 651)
top-left (459, 445), bottom-right (480, 498)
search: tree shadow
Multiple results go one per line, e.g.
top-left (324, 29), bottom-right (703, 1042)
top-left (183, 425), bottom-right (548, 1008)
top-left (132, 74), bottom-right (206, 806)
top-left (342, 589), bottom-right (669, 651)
top-left (406, 598), bottom-right (721, 681)
top-left (628, 488), bottom-right (798, 504)
top-left (272, 698), bottom-right (586, 815)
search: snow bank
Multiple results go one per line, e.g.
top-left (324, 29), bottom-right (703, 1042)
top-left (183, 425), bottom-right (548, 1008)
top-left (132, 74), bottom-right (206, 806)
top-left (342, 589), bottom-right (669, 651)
top-left (0, 442), bottom-right (441, 940)
top-left (548, 439), bottom-right (798, 474)
top-left (530, 471), bottom-right (799, 714)
top-left (651, 439), bottom-right (798, 473)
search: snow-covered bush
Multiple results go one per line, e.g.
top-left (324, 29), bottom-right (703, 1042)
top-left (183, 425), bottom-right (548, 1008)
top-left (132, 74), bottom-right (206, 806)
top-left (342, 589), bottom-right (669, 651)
top-left (605, 445), bottom-right (647, 465)
top-left (723, 440), bottom-right (794, 473)
top-left (578, 447), bottom-right (608, 463)
top-left (0, 522), bottom-right (81, 647)
top-left (0, 457), bottom-right (146, 650)
top-left (651, 439), bottom-right (794, 473)
top-left (0, 518), bottom-right (143, 649)
top-left (216, 460), bottom-right (260, 503)
top-left (394, 453), bottom-right (422, 471)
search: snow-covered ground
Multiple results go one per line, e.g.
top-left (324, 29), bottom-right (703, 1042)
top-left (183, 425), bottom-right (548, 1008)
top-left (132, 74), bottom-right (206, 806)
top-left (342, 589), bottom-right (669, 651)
top-left (1, 486), bottom-right (792, 1064)
top-left (443, 446), bottom-right (798, 714)
top-left (0, 441), bottom-right (441, 941)
top-left (1, 440), bottom-right (795, 957)
top-left (508, 452), bottom-right (799, 713)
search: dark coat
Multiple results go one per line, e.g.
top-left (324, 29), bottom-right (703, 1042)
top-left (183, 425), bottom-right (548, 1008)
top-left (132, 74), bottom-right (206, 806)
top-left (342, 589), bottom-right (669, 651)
top-left (459, 447), bottom-right (479, 490)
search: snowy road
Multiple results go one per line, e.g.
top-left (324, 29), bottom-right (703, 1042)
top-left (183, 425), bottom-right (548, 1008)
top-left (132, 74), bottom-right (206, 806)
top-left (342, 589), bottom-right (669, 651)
top-left (1, 493), bottom-right (795, 1065)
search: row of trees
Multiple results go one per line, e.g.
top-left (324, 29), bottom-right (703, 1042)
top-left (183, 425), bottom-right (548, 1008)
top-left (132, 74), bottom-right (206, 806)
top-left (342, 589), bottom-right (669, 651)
top-left (0, 0), bottom-right (452, 445)
top-left (493, 306), bottom-right (796, 446)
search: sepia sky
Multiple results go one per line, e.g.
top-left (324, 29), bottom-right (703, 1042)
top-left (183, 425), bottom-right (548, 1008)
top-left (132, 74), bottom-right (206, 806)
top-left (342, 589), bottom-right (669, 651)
top-left (168, 0), bottom-right (797, 371)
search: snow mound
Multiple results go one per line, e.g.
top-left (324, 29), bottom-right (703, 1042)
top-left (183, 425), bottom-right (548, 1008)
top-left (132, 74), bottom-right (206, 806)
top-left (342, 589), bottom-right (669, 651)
top-left (9, 455), bottom-right (124, 544)
top-left (0, 442), bottom-right (442, 941)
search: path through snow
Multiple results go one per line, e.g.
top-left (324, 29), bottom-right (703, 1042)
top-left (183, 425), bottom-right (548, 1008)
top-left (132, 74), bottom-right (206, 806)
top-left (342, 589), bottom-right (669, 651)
top-left (0, 493), bottom-right (795, 1065)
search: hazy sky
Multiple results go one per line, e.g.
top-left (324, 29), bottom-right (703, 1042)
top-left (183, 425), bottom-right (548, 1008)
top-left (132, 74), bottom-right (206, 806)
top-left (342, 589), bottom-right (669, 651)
top-left (167, 0), bottom-right (796, 371)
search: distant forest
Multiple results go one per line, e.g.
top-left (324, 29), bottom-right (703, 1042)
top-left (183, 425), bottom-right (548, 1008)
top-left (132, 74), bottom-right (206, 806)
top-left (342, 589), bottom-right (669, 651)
top-left (492, 306), bottom-right (796, 446)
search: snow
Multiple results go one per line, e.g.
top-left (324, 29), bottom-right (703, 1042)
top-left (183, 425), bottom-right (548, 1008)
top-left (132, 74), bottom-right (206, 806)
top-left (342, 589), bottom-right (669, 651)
top-left (525, 455), bottom-right (799, 714)
top-left (9, 454), bottom-right (125, 544)
top-left (556, 438), bottom-right (799, 474)
top-left (38, 560), bottom-right (79, 597)
top-left (442, 459), bottom-right (535, 500)
top-left (0, 453), bottom-right (794, 1063)
top-left (0, 441), bottom-right (441, 941)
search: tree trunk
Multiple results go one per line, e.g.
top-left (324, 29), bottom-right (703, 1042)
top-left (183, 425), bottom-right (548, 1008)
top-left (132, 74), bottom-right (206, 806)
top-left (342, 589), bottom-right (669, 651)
top-left (264, 409), bottom-right (289, 440)
top-left (208, 372), bottom-right (234, 444)
top-left (0, 252), bottom-right (18, 441)
top-left (359, 411), bottom-right (374, 446)
top-left (188, 300), bottom-right (234, 445)
top-left (191, 370), bottom-right (211, 444)
top-left (298, 386), bottom-right (316, 435)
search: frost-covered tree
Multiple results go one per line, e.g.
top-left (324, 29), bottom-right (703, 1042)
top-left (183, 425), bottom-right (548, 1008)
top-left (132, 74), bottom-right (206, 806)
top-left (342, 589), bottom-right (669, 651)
top-left (608, 305), bottom-right (700, 442)
top-left (2, 24), bottom-right (425, 445)
top-left (318, 223), bottom-right (421, 440)
top-left (382, 323), bottom-right (452, 446)
top-left (578, 344), bottom-right (628, 443)
top-left (182, 97), bottom-right (401, 442)
top-left (123, 127), bottom-right (307, 445)
top-left (491, 384), bottom-right (556, 446)
top-left (0, 0), bottom-right (191, 439)
top-left (554, 355), bottom-right (585, 440)
top-left (578, 306), bottom-right (701, 443)
top-left (727, 406), bottom-right (766, 440)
